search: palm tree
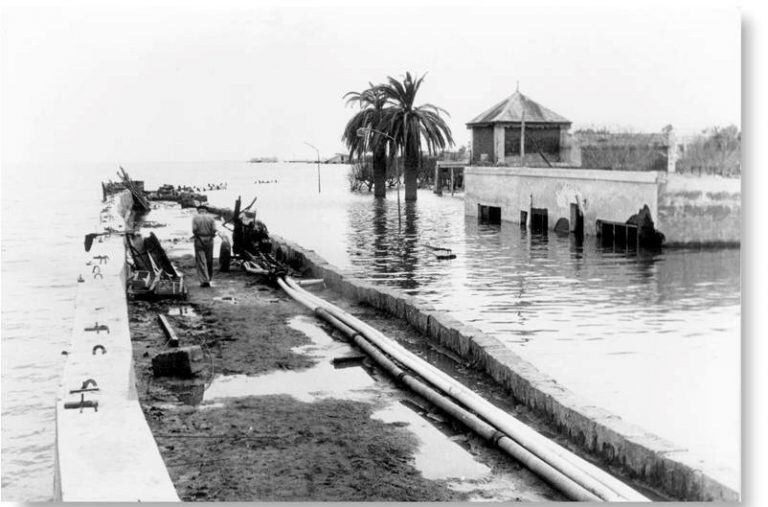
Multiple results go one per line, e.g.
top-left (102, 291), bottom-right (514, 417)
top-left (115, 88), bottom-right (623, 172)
top-left (342, 85), bottom-right (389, 198)
top-left (375, 72), bottom-right (454, 201)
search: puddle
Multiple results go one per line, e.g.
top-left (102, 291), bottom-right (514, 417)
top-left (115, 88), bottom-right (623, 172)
top-left (448, 473), bottom-right (549, 502)
top-left (202, 316), bottom-right (377, 403)
top-left (162, 379), bottom-right (208, 405)
top-left (167, 305), bottom-right (198, 317)
top-left (159, 314), bottom-right (559, 500)
top-left (372, 402), bottom-right (490, 482)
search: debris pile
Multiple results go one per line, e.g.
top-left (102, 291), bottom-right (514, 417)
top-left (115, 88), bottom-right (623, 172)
top-left (126, 232), bottom-right (187, 299)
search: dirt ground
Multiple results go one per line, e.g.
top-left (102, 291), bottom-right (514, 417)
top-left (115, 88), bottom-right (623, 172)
top-left (129, 255), bottom-right (476, 501)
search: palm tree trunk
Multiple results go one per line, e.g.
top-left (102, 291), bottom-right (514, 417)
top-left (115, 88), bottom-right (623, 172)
top-left (373, 145), bottom-right (387, 198)
top-left (404, 144), bottom-right (419, 201)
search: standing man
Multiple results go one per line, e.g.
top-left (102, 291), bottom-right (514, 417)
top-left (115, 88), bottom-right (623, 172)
top-left (192, 205), bottom-right (217, 287)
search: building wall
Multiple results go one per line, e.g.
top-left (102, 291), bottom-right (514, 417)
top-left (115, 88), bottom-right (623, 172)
top-left (471, 127), bottom-right (494, 162)
top-left (579, 145), bottom-right (668, 171)
top-left (464, 166), bottom-right (661, 236)
top-left (657, 174), bottom-right (741, 246)
top-left (464, 167), bottom-right (741, 245)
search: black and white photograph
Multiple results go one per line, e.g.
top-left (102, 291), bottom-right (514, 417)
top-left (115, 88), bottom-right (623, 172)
top-left (1, 0), bottom-right (759, 503)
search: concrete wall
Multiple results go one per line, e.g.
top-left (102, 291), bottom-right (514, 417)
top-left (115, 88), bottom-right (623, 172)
top-left (657, 173), bottom-right (741, 246)
top-left (269, 235), bottom-right (739, 501)
top-left (54, 191), bottom-right (179, 502)
top-left (464, 166), bottom-right (662, 235)
top-left (579, 145), bottom-right (668, 172)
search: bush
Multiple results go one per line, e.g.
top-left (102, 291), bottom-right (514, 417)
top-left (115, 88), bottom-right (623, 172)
top-left (347, 156), bottom-right (399, 192)
top-left (675, 125), bottom-right (740, 177)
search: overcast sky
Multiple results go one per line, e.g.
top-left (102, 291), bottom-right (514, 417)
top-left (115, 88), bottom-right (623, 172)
top-left (1, 0), bottom-right (740, 164)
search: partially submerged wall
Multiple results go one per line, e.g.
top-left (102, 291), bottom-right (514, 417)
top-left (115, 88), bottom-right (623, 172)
top-left (464, 166), bottom-right (661, 235)
top-left (657, 173), bottom-right (741, 246)
top-left (54, 191), bottom-right (179, 501)
top-left (271, 235), bottom-right (739, 501)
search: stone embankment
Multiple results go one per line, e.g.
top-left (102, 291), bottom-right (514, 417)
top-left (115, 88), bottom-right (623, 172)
top-left (270, 235), bottom-right (740, 502)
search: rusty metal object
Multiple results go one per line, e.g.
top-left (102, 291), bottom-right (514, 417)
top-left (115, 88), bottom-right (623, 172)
top-left (84, 322), bottom-right (110, 334)
top-left (65, 379), bottom-right (100, 413)
top-left (93, 255), bottom-right (110, 264)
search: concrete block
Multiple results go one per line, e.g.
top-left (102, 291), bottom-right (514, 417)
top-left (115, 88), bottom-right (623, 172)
top-left (393, 295), bottom-right (408, 319)
top-left (339, 277), bottom-right (358, 302)
top-left (404, 303), bottom-right (431, 336)
top-left (380, 288), bottom-right (399, 316)
top-left (367, 285), bottom-right (387, 311)
top-left (356, 282), bottom-right (373, 307)
top-left (324, 269), bottom-right (343, 291)
top-left (449, 323), bottom-right (475, 356)
top-left (353, 280), bottom-right (374, 305)
top-left (427, 311), bottom-right (448, 344)
top-left (152, 346), bottom-right (205, 378)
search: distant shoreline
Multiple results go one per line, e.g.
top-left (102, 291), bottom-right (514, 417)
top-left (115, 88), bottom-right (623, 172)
top-left (247, 157), bottom-right (279, 163)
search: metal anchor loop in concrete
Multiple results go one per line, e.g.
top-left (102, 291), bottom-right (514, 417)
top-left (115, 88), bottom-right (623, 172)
top-left (84, 322), bottom-right (110, 334)
top-left (65, 379), bottom-right (100, 413)
top-left (92, 344), bottom-right (107, 355)
top-left (93, 272), bottom-right (103, 280)
top-left (92, 265), bottom-right (102, 274)
top-left (93, 255), bottom-right (110, 264)
top-left (74, 378), bottom-right (99, 391)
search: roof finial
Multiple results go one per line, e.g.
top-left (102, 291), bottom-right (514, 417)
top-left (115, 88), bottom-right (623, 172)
top-left (516, 80), bottom-right (520, 93)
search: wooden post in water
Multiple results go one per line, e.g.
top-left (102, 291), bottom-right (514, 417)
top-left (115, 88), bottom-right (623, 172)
top-left (450, 166), bottom-right (455, 196)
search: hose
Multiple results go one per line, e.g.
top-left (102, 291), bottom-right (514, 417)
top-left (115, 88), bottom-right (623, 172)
top-left (278, 276), bottom-right (648, 502)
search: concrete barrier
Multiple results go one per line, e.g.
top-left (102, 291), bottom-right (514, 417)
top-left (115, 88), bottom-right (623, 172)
top-left (54, 191), bottom-right (179, 501)
top-left (657, 173), bottom-right (741, 246)
top-left (271, 234), bottom-right (739, 502)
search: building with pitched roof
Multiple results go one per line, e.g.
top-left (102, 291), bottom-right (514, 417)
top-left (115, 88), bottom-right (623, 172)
top-left (466, 90), bottom-right (572, 166)
top-left (461, 89), bottom-right (738, 245)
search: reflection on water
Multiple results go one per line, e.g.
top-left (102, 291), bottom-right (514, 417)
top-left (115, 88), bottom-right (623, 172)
top-left (208, 163), bottom-right (738, 481)
top-left (248, 165), bottom-right (738, 482)
top-left (372, 402), bottom-right (490, 481)
top-left (201, 316), bottom-right (379, 404)
top-left (1, 161), bottom-right (740, 500)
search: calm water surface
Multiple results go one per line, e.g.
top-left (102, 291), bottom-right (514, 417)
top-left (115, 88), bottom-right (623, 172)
top-left (1, 161), bottom-right (739, 500)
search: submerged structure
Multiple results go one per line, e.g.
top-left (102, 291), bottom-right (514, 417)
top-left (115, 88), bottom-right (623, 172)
top-left (463, 88), bottom-right (741, 246)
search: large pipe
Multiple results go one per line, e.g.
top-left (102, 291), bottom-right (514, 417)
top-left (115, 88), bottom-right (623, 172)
top-left (279, 277), bottom-right (648, 502)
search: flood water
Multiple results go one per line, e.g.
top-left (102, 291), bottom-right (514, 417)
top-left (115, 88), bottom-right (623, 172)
top-left (1, 161), bottom-right (740, 500)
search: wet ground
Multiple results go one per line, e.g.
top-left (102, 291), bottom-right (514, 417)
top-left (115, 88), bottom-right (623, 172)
top-left (128, 254), bottom-right (564, 502)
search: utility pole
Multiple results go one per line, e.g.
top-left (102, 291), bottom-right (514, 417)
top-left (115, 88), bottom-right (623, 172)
top-left (304, 142), bottom-right (321, 193)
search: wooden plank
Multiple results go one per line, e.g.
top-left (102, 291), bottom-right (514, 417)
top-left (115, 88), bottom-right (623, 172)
top-left (157, 314), bottom-right (180, 348)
